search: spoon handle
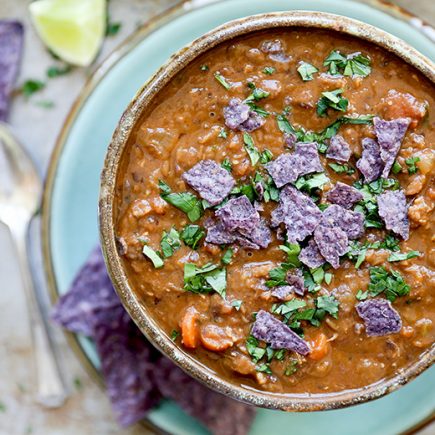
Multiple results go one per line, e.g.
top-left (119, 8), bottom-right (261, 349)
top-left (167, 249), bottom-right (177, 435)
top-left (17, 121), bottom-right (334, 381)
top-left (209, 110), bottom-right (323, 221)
top-left (9, 218), bottom-right (67, 408)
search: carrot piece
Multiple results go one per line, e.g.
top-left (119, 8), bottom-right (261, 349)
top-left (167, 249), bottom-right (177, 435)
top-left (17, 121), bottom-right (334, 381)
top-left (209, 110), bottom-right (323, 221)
top-left (308, 333), bottom-right (330, 360)
top-left (200, 324), bottom-right (234, 352)
top-left (180, 306), bottom-right (200, 349)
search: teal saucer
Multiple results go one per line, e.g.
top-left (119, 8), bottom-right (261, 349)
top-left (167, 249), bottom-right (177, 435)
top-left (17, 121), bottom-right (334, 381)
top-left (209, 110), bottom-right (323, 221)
top-left (43, 0), bottom-right (435, 433)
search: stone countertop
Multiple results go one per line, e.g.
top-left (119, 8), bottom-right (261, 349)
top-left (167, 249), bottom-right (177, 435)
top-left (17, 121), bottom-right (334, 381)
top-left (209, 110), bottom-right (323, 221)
top-left (0, 1), bottom-right (433, 434)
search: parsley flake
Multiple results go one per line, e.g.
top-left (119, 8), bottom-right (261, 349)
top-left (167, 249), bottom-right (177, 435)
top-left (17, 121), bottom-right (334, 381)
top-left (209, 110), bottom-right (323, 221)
top-left (388, 250), bottom-right (421, 262)
top-left (367, 266), bottom-right (410, 302)
top-left (20, 80), bottom-right (45, 98)
top-left (297, 61), bottom-right (318, 81)
top-left (160, 228), bottom-right (181, 258)
top-left (405, 156), bottom-right (420, 174)
top-left (180, 224), bottom-right (205, 249)
top-left (142, 245), bottom-right (164, 269)
top-left (184, 263), bottom-right (227, 298)
top-left (317, 89), bottom-right (349, 117)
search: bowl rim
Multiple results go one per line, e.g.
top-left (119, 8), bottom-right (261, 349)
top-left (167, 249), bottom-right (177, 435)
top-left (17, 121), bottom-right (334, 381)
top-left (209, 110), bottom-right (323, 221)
top-left (99, 10), bottom-right (435, 411)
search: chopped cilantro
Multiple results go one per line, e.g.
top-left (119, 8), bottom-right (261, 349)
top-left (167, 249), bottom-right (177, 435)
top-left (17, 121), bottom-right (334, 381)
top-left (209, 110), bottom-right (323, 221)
top-left (379, 235), bottom-right (400, 251)
top-left (252, 172), bottom-right (279, 202)
top-left (392, 161), bottom-right (402, 174)
top-left (231, 299), bottom-right (243, 310)
top-left (47, 64), bottom-right (73, 78)
top-left (214, 72), bottom-right (231, 90)
top-left (246, 335), bottom-right (266, 362)
top-left (328, 162), bottom-right (355, 175)
top-left (367, 266), bottom-right (410, 302)
top-left (200, 64), bottom-right (209, 71)
top-left (297, 61), bottom-right (318, 81)
top-left (263, 66), bottom-right (276, 75)
top-left (20, 79), bottom-right (45, 98)
top-left (245, 83), bottom-right (270, 102)
top-left (266, 264), bottom-right (291, 288)
top-left (160, 228), bottom-right (181, 258)
top-left (222, 248), bottom-right (234, 265)
top-left (218, 128), bottom-right (228, 139)
top-left (184, 263), bottom-right (227, 298)
top-left (259, 149), bottom-right (274, 164)
top-left (256, 363), bottom-right (272, 374)
top-left (405, 156), bottom-right (420, 174)
top-left (106, 20), bottom-right (122, 36)
top-left (159, 180), bottom-right (203, 222)
top-left (316, 295), bottom-right (339, 319)
top-left (324, 272), bottom-right (333, 285)
top-left (180, 224), bottom-right (205, 249)
top-left (231, 182), bottom-right (256, 202)
top-left (284, 359), bottom-right (299, 376)
top-left (221, 157), bottom-right (232, 172)
top-left (171, 330), bottom-right (180, 341)
top-left (243, 132), bottom-right (261, 166)
top-left (142, 245), bottom-right (164, 269)
top-left (324, 50), bottom-right (371, 77)
top-left (295, 173), bottom-right (329, 193)
top-left (317, 89), bottom-right (349, 117)
top-left (73, 377), bottom-right (82, 390)
top-left (388, 250), bottom-right (421, 262)
top-left (356, 289), bottom-right (368, 301)
top-left (279, 243), bottom-right (301, 268)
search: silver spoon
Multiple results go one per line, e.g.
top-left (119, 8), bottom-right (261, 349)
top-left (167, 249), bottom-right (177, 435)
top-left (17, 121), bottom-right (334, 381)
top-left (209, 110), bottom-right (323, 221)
top-left (0, 122), bottom-right (67, 408)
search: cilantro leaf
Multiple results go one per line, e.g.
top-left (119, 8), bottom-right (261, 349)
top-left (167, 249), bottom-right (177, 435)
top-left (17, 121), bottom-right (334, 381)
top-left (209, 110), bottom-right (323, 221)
top-left (297, 61), bottom-right (318, 81)
top-left (214, 72), bottom-right (231, 90)
top-left (279, 243), bottom-right (301, 268)
top-left (245, 83), bottom-right (270, 102)
top-left (328, 162), bottom-right (355, 175)
top-left (263, 66), bottom-right (276, 75)
top-left (392, 160), bottom-right (402, 174)
top-left (295, 173), bottom-right (329, 193)
top-left (184, 263), bottom-right (226, 298)
top-left (221, 157), bottom-right (232, 171)
top-left (256, 363), bottom-right (272, 374)
top-left (324, 50), bottom-right (371, 77)
top-left (222, 248), bottom-right (234, 265)
top-left (142, 245), bottom-right (164, 269)
top-left (231, 299), bottom-right (243, 310)
top-left (388, 250), bottom-right (421, 262)
top-left (316, 295), bottom-right (340, 319)
top-left (284, 359), bottom-right (299, 376)
top-left (47, 64), bottom-right (73, 78)
top-left (367, 266), bottom-right (410, 302)
top-left (324, 50), bottom-right (347, 75)
top-left (159, 180), bottom-right (203, 222)
top-left (160, 227), bottom-right (181, 258)
top-left (317, 89), bottom-right (349, 117)
top-left (243, 132), bottom-right (261, 166)
top-left (200, 65), bottom-right (209, 71)
top-left (259, 149), bottom-right (274, 164)
top-left (171, 330), bottom-right (180, 341)
top-left (246, 335), bottom-right (266, 362)
top-left (405, 156), bottom-right (420, 174)
top-left (20, 79), bottom-right (45, 98)
top-left (356, 289), bottom-right (368, 301)
top-left (180, 224), bottom-right (205, 249)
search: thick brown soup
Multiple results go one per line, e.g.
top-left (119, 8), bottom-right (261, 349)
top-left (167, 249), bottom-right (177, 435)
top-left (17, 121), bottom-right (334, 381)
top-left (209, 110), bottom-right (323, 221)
top-left (114, 29), bottom-right (435, 394)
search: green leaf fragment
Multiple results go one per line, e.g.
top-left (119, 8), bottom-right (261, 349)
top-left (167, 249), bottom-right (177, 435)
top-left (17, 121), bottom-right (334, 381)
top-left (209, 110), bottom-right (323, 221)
top-left (142, 245), bottom-right (164, 269)
top-left (214, 72), bottom-right (231, 90)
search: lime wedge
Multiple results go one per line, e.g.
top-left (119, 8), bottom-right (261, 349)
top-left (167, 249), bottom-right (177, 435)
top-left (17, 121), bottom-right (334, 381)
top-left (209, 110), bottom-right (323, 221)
top-left (29, 0), bottom-right (106, 66)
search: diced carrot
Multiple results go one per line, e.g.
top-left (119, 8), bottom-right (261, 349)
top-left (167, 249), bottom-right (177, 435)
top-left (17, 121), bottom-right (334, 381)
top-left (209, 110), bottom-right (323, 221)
top-left (200, 324), bottom-right (234, 352)
top-left (308, 333), bottom-right (330, 360)
top-left (180, 306), bottom-right (200, 349)
top-left (401, 326), bottom-right (414, 338)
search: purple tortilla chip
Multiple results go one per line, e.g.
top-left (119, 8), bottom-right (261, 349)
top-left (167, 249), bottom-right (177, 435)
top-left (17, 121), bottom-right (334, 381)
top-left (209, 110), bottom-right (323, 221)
top-left (356, 138), bottom-right (383, 183)
top-left (252, 310), bottom-right (310, 355)
top-left (205, 220), bottom-right (236, 245)
top-left (93, 305), bottom-right (162, 427)
top-left (271, 186), bottom-right (322, 243)
top-left (0, 21), bottom-right (24, 121)
top-left (223, 98), bottom-right (265, 132)
top-left (265, 153), bottom-right (298, 188)
top-left (183, 160), bottom-right (235, 206)
top-left (154, 358), bottom-right (255, 435)
top-left (377, 189), bottom-right (409, 240)
top-left (314, 224), bottom-right (348, 269)
top-left (284, 133), bottom-right (297, 149)
top-left (321, 204), bottom-right (364, 240)
top-left (374, 117), bottom-right (410, 178)
top-left (326, 135), bottom-right (352, 162)
top-left (356, 299), bottom-right (402, 337)
top-left (238, 218), bottom-right (272, 249)
top-left (294, 142), bottom-right (323, 176)
top-left (326, 182), bottom-right (363, 209)
top-left (299, 238), bottom-right (325, 268)
top-left (51, 246), bottom-right (120, 336)
top-left (216, 195), bottom-right (260, 233)
top-left (271, 285), bottom-right (294, 300)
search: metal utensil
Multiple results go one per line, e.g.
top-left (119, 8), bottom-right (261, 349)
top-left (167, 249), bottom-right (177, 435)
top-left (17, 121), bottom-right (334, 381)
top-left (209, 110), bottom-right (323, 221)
top-left (0, 122), bottom-right (67, 408)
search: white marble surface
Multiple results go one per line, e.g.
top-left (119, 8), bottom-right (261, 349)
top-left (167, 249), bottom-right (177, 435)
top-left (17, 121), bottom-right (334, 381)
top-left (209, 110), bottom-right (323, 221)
top-left (0, 1), bottom-right (433, 434)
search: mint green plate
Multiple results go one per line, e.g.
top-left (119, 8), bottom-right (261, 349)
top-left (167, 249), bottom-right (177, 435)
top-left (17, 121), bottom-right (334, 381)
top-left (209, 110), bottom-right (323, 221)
top-left (43, 0), bottom-right (435, 433)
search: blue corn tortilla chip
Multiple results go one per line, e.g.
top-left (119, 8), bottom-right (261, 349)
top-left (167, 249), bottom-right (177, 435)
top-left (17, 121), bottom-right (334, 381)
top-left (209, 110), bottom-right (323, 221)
top-left (356, 138), bottom-right (383, 183)
top-left (374, 117), bottom-right (410, 178)
top-left (326, 182), bottom-right (363, 209)
top-left (223, 98), bottom-right (265, 132)
top-left (326, 135), bottom-right (352, 162)
top-left (356, 299), bottom-right (402, 336)
top-left (154, 358), bottom-right (256, 435)
top-left (92, 305), bottom-right (162, 427)
top-left (284, 132), bottom-right (297, 149)
top-left (216, 195), bottom-right (260, 233)
top-left (377, 189), bottom-right (409, 240)
top-left (321, 204), bottom-right (364, 240)
top-left (183, 159), bottom-right (235, 206)
top-left (265, 143), bottom-right (322, 188)
top-left (294, 142), bottom-right (323, 176)
top-left (51, 246), bottom-right (120, 336)
top-left (314, 224), bottom-right (348, 269)
top-left (205, 219), bottom-right (237, 245)
top-left (271, 285), bottom-right (294, 301)
top-left (237, 218), bottom-right (272, 249)
top-left (271, 185), bottom-right (322, 243)
top-left (265, 153), bottom-right (298, 188)
top-left (299, 238), bottom-right (325, 269)
top-left (251, 310), bottom-right (310, 355)
top-left (0, 20), bottom-right (24, 121)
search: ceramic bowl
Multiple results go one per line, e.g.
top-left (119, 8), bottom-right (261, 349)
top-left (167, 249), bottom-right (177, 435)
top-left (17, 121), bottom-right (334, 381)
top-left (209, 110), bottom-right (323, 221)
top-left (99, 11), bottom-right (435, 412)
